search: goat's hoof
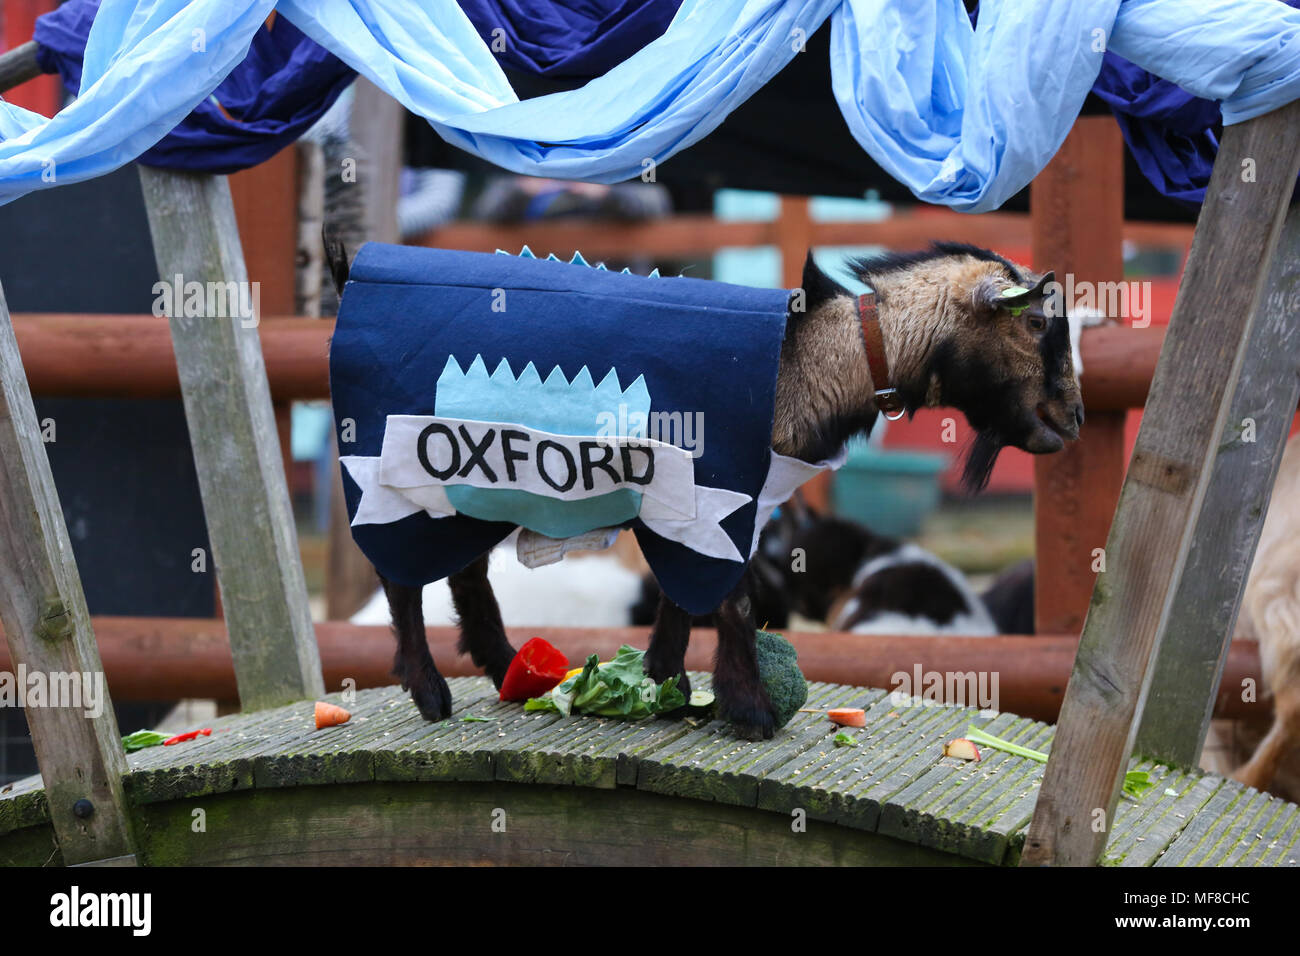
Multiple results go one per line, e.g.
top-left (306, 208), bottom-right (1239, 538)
top-left (722, 701), bottom-right (777, 741)
top-left (484, 646), bottom-right (517, 691)
top-left (653, 673), bottom-right (693, 719)
top-left (410, 670), bottom-right (453, 721)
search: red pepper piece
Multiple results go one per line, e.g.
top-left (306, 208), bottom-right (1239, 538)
top-left (163, 728), bottom-right (213, 746)
top-left (499, 637), bottom-right (569, 702)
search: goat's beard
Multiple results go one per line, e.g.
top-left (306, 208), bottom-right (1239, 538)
top-left (960, 430), bottom-right (1004, 493)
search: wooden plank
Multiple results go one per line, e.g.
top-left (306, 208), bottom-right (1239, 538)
top-left (129, 779), bottom-right (977, 867)
top-left (13, 314), bottom-right (338, 400)
top-left (0, 40), bottom-right (42, 94)
top-left (294, 140), bottom-right (326, 317)
top-left (0, 281), bottom-right (136, 864)
top-left (1135, 207), bottom-right (1300, 765)
top-left (10, 309), bottom-right (1172, 409)
top-left (0, 617), bottom-right (1266, 720)
top-left (325, 429), bottom-right (378, 619)
top-left (635, 682), bottom-right (847, 808)
top-left (6, 677), bottom-right (1300, 866)
top-left (138, 167), bottom-right (323, 711)
top-left (414, 212), bottom-right (1194, 262)
top-left (324, 80), bottom-right (404, 618)
top-left (1154, 781), bottom-right (1253, 866)
top-left (1021, 99), bottom-right (1300, 867)
top-left (350, 78), bottom-right (403, 245)
top-left (1031, 116), bottom-right (1127, 635)
top-left (1100, 765), bottom-right (1221, 867)
top-left (896, 712), bottom-right (1034, 855)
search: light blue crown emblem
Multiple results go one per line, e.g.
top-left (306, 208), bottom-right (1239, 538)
top-left (495, 245), bottom-right (662, 278)
top-left (431, 354), bottom-right (656, 539)
top-left (435, 355), bottom-right (650, 438)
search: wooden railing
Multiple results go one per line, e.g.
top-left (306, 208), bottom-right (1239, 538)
top-left (11, 312), bottom-right (1171, 409)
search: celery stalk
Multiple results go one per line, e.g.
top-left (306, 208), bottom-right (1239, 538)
top-left (964, 724), bottom-right (1153, 800)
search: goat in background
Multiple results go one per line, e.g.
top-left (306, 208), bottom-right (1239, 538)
top-left (1234, 432), bottom-right (1300, 792)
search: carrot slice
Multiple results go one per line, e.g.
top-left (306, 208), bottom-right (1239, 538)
top-left (827, 708), bottom-right (866, 727)
top-left (314, 701), bottom-right (351, 730)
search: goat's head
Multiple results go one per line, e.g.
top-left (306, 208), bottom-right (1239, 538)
top-left (802, 242), bottom-right (1083, 491)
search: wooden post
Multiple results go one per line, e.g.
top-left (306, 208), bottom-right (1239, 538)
top-left (350, 78), bottom-right (403, 246)
top-left (1021, 100), bottom-right (1300, 866)
top-left (138, 167), bottom-right (323, 710)
top-left (0, 40), bottom-right (41, 93)
top-left (323, 80), bottom-right (404, 619)
top-left (1135, 207), bottom-right (1300, 765)
top-left (1030, 116), bottom-right (1128, 635)
top-left (778, 195), bottom-right (834, 510)
top-left (0, 281), bottom-right (137, 864)
top-left (2, 1), bottom-right (60, 115)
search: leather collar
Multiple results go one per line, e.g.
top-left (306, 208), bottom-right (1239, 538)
top-left (857, 292), bottom-right (906, 420)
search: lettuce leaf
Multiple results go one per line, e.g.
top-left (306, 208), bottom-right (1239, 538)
top-left (526, 645), bottom-right (686, 719)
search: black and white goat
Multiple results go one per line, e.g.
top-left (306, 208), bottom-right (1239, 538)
top-left (328, 241), bottom-right (1083, 739)
top-left (778, 508), bottom-right (996, 635)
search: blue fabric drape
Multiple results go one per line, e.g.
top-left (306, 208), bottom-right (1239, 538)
top-left (457, 0), bottom-right (682, 77)
top-left (1092, 0), bottom-right (1300, 205)
top-left (31, 0), bottom-right (355, 175)
top-left (3, 0), bottom-right (1300, 211)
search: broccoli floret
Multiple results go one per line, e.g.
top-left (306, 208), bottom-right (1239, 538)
top-left (754, 629), bottom-right (808, 729)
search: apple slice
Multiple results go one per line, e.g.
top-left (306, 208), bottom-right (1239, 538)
top-left (943, 737), bottom-right (982, 762)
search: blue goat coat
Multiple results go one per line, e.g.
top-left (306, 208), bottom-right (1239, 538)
top-left (330, 243), bottom-right (806, 615)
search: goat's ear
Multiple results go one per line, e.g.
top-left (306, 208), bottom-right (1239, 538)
top-left (799, 251), bottom-right (850, 312)
top-left (972, 270), bottom-right (1055, 317)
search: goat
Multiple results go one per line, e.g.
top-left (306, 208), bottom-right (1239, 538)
top-left (981, 558), bottom-right (1035, 634)
top-left (1233, 432), bottom-right (1300, 792)
top-left (777, 508), bottom-right (996, 635)
top-left (326, 239), bottom-right (1082, 739)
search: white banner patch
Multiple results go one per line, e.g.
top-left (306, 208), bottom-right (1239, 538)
top-left (342, 416), bottom-right (752, 562)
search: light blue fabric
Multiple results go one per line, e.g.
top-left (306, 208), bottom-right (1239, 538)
top-left (3, 0), bottom-right (1300, 212)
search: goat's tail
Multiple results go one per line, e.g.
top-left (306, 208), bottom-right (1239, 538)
top-left (323, 225), bottom-right (352, 299)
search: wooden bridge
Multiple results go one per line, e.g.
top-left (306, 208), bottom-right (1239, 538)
top-left (3, 676), bottom-right (1296, 866)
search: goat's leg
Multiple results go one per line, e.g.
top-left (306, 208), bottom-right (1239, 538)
top-left (645, 591), bottom-right (692, 707)
top-left (448, 553), bottom-right (517, 689)
top-left (1233, 680), bottom-right (1300, 792)
top-left (381, 576), bottom-right (453, 720)
top-left (714, 571), bottom-right (776, 740)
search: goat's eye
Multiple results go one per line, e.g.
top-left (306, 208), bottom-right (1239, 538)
top-left (1027, 315), bottom-right (1047, 332)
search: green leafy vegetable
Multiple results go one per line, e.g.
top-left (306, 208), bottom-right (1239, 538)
top-left (122, 730), bottom-right (168, 753)
top-left (459, 715), bottom-right (495, 723)
top-left (833, 731), bottom-right (858, 748)
top-left (965, 724), bottom-right (1154, 800)
top-left (525, 645), bottom-right (686, 719)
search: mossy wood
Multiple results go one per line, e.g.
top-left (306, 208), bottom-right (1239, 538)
top-left (1023, 100), bottom-right (1300, 866)
top-left (0, 281), bottom-right (137, 865)
top-left (3, 678), bottom-right (1296, 866)
top-left (1136, 207), bottom-right (1300, 766)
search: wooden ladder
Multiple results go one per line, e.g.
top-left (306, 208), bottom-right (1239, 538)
top-left (0, 44), bottom-right (322, 864)
top-left (1022, 100), bottom-right (1300, 865)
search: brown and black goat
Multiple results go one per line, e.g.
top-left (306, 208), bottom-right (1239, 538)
top-left (327, 240), bottom-right (1083, 739)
